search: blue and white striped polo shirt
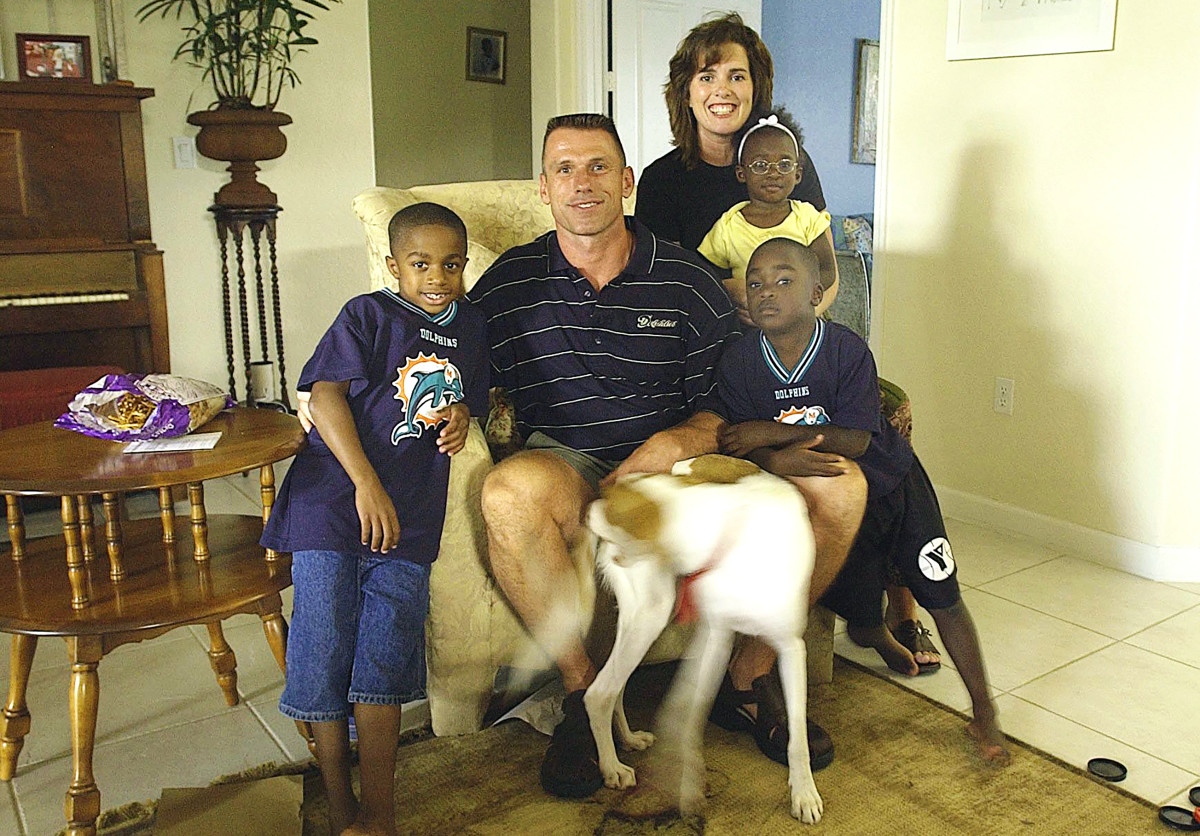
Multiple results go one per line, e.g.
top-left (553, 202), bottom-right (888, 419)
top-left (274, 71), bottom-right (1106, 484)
top-left (467, 217), bottom-right (737, 460)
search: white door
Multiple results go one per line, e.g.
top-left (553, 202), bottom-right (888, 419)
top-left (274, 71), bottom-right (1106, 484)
top-left (610, 0), bottom-right (761, 176)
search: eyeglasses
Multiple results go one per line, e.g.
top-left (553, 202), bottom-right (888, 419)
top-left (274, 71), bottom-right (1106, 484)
top-left (745, 158), bottom-right (798, 176)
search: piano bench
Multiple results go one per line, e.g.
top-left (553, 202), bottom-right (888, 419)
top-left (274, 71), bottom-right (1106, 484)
top-left (0, 366), bottom-right (124, 432)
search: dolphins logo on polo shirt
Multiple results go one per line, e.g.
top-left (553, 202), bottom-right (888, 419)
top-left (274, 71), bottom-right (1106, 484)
top-left (391, 353), bottom-right (463, 444)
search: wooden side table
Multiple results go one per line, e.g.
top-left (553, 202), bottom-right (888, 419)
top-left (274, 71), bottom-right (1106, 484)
top-left (0, 408), bottom-right (309, 836)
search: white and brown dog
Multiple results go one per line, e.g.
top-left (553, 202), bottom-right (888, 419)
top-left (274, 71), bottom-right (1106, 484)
top-left (584, 454), bottom-right (823, 823)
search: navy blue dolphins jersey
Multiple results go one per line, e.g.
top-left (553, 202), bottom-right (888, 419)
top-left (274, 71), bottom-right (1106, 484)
top-left (262, 289), bottom-right (489, 562)
top-left (706, 320), bottom-right (912, 497)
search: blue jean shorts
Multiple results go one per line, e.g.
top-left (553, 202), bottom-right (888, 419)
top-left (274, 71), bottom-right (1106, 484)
top-left (279, 550), bottom-right (430, 722)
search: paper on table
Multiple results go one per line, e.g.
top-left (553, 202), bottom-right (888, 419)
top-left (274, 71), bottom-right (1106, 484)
top-left (123, 432), bottom-right (222, 454)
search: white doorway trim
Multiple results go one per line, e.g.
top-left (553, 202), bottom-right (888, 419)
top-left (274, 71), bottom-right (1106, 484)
top-left (869, 0), bottom-right (896, 360)
top-left (529, 0), bottom-right (607, 176)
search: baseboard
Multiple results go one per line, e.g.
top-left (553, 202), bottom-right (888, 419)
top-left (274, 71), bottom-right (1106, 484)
top-left (935, 485), bottom-right (1200, 583)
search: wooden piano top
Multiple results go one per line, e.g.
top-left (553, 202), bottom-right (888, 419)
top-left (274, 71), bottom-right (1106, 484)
top-left (0, 82), bottom-right (155, 245)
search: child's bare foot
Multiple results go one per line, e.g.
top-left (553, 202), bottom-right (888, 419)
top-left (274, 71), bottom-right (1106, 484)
top-left (327, 798), bottom-right (360, 836)
top-left (966, 719), bottom-right (1011, 766)
top-left (846, 622), bottom-right (920, 676)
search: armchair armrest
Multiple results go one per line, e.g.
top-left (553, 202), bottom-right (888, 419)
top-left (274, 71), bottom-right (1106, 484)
top-left (879, 377), bottom-right (912, 441)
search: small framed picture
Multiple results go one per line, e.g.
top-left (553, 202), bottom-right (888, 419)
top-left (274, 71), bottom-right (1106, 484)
top-left (466, 27), bottom-right (506, 85)
top-left (851, 39), bottom-right (879, 165)
top-left (17, 33), bottom-right (92, 81)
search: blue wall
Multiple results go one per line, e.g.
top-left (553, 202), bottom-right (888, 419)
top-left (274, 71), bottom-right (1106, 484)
top-left (763, 0), bottom-right (880, 216)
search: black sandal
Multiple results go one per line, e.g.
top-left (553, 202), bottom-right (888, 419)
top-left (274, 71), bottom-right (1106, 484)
top-left (709, 669), bottom-right (834, 770)
top-left (890, 620), bottom-right (942, 675)
top-left (540, 690), bottom-right (604, 798)
top-left (709, 672), bottom-right (756, 733)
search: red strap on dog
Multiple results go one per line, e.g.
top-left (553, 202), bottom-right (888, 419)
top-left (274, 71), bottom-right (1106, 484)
top-left (673, 569), bottom-right (709, 624)
top-left (671, 515), bottom-right (745, 624)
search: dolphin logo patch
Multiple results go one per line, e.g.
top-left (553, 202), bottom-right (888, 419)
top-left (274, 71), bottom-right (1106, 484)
top-left (391, 352), bottom-right (464, 444)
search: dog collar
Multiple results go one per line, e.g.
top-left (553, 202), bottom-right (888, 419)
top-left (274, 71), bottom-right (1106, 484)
top-left (673, 514), bottom-right (746, 624)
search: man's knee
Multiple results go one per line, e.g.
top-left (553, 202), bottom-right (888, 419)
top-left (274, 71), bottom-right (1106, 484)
top-left (791, 461), bottom-right (867, 522)
top-left (481, 452), bottom-right (591, 544)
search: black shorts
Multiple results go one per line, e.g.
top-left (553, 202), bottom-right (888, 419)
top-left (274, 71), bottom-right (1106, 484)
top-left (819, 455), bottom-right (960, 624)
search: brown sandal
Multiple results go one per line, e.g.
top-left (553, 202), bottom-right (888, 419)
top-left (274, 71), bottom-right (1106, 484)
top-left (890, 619), bottom-right (942, 674)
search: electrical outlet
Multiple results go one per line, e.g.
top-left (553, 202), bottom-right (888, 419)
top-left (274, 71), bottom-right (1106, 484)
top-left (172, 136), bottom-right (197, 169)
top-left (993, 377), bottom-right (1014, 415)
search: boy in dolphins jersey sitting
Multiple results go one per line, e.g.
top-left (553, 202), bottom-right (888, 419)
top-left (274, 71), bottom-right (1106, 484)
top-left (704, 237), bottom-right (1009, 768)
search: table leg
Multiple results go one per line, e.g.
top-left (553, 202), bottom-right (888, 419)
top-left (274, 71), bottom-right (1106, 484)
top-left (260, 464), bottom-right (279, 562)
top-left (101, 494), bottom-right (124, 581)
top-left (64, 636), bottom-right (101, 836)
top-left (256, 595), bottom-right (315, 755)
top-left (5, 496), bottom-right (24, 561)
top-left (0, 634), bottom-right (37, 780)
top-left (188, 483), bottom-right (209, 562)
top-left (204, 622), bottom-right (240, 707)
top-left (77, 497), bottom-right (95, 564)
top-left (159, 487), bottom-right (175, 543)
top-left (62, 496), bottom-right (88, 610)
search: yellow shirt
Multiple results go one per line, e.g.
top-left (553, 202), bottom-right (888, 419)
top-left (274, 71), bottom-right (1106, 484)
top-left (697, 200), bottom-right (831, 283)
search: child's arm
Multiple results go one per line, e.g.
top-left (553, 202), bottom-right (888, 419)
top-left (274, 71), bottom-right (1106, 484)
top-left (742, 435), bottom-right (849, 478)
top-left (813, 227), bottom-right (840, 316)
top-left (721, 419), bottom-right (869, 460)
top-left (308, 380), bottom-right (400, 553)
top-left (436, 402), bottom-right (470, 455)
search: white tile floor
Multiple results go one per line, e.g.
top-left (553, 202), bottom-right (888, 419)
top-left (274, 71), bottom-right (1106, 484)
top-left (2, 478), bottom-right (1199, 834)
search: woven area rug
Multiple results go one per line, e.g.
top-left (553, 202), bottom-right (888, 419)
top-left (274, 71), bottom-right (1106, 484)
top-left (79, 658), bottom-right (1162, 835)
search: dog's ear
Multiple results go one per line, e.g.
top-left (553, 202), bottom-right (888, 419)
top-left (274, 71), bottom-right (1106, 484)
top-left (600, 481), bottom-right (663, 544)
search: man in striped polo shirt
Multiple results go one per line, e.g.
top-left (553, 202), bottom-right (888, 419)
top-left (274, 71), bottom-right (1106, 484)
top-left (466, 114), bottom-right (867, 798)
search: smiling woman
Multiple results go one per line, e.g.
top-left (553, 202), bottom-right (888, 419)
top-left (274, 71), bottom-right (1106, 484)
top-left (634, 12), bottom-right (827, 251)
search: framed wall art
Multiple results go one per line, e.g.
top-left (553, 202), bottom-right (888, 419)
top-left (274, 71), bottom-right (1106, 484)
top-left (466, 27), bottom-right (506, 84)
top-left (17, 33), bottom-right (92, 81)
top-left (947, 0), bottom-right (1118, 61)
top-left (852, 39), bottom-right (879, 165)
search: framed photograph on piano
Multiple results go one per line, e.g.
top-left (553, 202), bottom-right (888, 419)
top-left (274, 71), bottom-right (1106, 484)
top-left (16, 34), bottom-right (92, 82)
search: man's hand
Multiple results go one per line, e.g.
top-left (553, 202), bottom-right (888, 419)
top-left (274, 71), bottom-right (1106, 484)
top-left (355, 475), bottom-right (400, 553)
top-left (296, 390), bottom-right (314, 433)
top-left (601, 412), bottom-right (723, 487)
top-left (758, 436), bottom-right (849, 478)
top-left (436, 403), bottom-right (470, 455)
top-left (603, 429), bottom-right (686, 486)
top-left (719, 420), bottom-right (803, 457)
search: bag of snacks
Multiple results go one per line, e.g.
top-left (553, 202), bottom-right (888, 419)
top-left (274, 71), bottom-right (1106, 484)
top-left (55, 373), bottom-right (234, 441)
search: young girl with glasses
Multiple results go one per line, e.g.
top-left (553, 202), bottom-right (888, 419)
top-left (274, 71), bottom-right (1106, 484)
top-left (698, 109), bottom-right (839, 325)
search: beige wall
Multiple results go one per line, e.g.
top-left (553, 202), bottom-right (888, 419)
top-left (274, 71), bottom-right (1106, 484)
top-left (369, 0), bottom-right (532, 187)
top-left (878, 3), bottom-right (1200, 560)
top-left (3, 0), bottom-right (377, 397)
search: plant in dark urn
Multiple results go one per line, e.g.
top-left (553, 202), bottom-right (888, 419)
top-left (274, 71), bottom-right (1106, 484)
top-left (138, 0), bottom-right (342, 207)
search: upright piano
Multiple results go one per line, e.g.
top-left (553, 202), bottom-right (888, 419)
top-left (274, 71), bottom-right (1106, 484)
top-left (0, 82), bottom-right (169, 374)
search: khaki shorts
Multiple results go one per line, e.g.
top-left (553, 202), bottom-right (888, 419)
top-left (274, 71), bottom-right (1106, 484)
top-left (524, 431), bottom-right (620, 494)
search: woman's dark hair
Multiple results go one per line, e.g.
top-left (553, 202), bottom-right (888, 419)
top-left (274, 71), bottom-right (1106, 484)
top-left (734, 107), bottom-right (805, 165)
top-left (664, 12), bottom-right (775, 169)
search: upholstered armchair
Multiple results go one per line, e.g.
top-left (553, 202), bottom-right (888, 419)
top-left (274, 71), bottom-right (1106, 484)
top-left (352, 181), bottom-right (847, 735)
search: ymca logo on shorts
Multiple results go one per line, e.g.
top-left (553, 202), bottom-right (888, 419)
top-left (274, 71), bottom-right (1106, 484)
top-left (918, 537), bottom-right (956, 582)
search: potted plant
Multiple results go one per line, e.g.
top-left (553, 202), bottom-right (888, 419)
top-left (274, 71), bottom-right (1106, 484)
top-left (138, 0), bottom-right (342, 207)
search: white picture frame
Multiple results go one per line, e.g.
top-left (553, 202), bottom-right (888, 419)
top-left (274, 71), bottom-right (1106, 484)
top-left (946, 0), bottom-right (1118, 61)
